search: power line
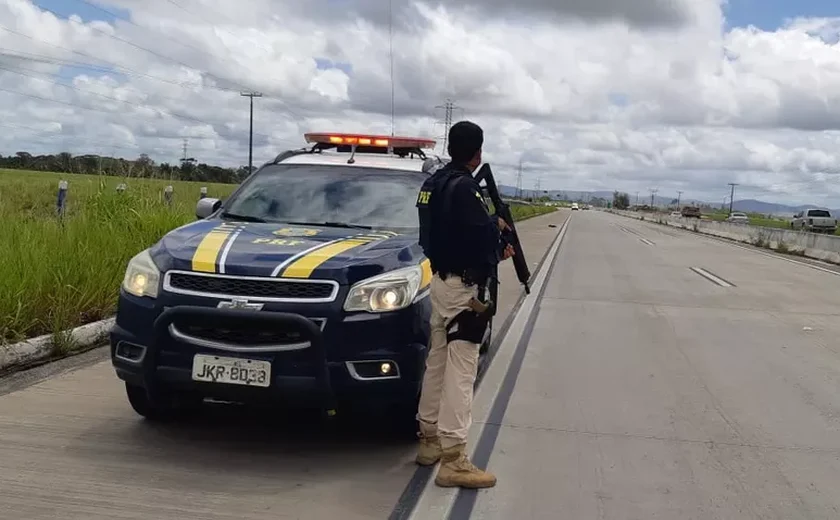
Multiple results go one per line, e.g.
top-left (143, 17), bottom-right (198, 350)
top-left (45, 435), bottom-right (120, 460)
top-left (0, 29), bottom-right (239, 94)
top-left (0, 79), bottom-right (281, 143)
top-left (71, 0), bottom-right (237, 68)
top-left (33, 3), bottom-right (257, 94)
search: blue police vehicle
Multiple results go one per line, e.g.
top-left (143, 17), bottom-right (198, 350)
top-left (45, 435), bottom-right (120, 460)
top-left (110, 132), bottom-right (493, 423)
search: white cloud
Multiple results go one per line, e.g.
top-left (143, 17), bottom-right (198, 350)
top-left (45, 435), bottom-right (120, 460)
top-left (4, 0), bottom-right (840, 206)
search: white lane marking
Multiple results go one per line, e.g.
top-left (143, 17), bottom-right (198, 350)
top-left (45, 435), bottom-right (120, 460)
top-left (218, 228), bottom-right (243, 274)
top-left (626, 213), bottom-right (840, 278)
top-left (269, 238), bottom-right (345, 277)
top-left (639, 238), bottom-right (655, 246)
top-left (408, 214), bottom-right (572, 520)
top-left (690, 266), bottom-right (735, 287)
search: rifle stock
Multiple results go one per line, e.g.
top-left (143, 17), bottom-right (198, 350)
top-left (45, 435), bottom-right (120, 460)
top-left (474, 163), bottom-right (532, 294)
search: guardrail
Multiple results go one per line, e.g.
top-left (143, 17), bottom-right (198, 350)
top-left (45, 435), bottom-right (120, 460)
top-left (610, 210), bottom-right (840, 265)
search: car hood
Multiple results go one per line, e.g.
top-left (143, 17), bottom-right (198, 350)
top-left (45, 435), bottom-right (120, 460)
top-left (151, 219), bottom-right (421, 284)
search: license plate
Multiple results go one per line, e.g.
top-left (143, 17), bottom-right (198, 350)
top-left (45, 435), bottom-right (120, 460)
top-left (191, 354), bottom-right (271, 388)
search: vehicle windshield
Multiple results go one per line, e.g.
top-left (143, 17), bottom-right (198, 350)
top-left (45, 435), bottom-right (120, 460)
top-left (808, 210), bottom-right (831, 217)
top-left (221, 164), bottom-right (426, 230)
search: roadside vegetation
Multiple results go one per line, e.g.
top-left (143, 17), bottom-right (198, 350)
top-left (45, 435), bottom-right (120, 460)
top-left (1, 169), bottom-right (555, 345)
top-left (0, 169), bottom-right (235, 344)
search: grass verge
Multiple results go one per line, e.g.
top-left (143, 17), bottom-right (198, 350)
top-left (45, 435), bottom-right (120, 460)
top-left (2, 169), bottom-right (555, 346)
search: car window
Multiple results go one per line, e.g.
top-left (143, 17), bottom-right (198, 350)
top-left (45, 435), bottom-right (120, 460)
top-left (808, 210), bottom-right (831, 217)
top-left (222, 163), bottom-right (427, 230)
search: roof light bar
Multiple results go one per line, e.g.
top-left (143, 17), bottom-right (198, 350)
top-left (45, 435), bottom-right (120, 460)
top-left (304, 132), bottom-right (437, 150)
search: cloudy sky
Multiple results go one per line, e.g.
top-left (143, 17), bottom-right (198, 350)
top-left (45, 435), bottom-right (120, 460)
top-left (2, 0), bottom-right (840, 206)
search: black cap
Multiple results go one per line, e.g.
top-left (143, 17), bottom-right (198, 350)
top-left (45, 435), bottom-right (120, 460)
top-left (448, 120), bottom-right (483, 163)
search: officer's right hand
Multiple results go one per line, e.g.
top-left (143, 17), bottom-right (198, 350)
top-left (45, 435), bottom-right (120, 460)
top-left (502, 244), bottom-right (515, 260)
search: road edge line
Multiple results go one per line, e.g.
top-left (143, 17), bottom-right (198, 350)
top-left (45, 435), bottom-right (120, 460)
top-left (403, 213), bottom-right (572, 520)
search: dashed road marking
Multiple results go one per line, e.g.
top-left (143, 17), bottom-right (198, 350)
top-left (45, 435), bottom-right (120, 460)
top-left (690, 266), bottom-right (735, 287)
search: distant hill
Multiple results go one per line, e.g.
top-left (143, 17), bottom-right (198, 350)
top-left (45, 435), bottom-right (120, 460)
top-left (497, 185), bottom-right (840, 216)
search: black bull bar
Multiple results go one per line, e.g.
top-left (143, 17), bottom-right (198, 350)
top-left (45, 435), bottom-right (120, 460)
top-left (150, 306), bottom-right (337, 416)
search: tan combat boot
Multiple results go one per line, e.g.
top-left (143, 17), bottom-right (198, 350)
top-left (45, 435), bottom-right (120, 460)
top-left (434, 443), bottom-right (497, 488)
top-left (415, 423), bottom-right (442, 466)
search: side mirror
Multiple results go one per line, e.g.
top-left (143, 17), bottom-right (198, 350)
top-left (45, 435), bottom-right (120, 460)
top-left (196, 197), bottom-right (222, 219)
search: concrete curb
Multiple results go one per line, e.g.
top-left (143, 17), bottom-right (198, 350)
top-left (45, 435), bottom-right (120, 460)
top-left (0, 318), bottom-right (114, 372)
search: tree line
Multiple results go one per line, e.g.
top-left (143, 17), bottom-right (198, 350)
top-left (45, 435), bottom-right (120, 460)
top-left (0, 151), bottom-right (253, 184)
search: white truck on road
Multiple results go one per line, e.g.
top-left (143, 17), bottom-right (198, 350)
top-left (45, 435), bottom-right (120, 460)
top-left (790, 209), bottom-right (837, 234)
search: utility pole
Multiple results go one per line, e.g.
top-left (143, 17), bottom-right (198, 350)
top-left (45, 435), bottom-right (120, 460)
top-left (635, 191), bottom-right (640, 205)
top-left (727, 183), bottom-right (738, 215)
top-left (435, 99), bottom-right (460, 156)
top-left (649, 188), bottom-right (658, 208)
top-left (182, 138), bottom-right (188, 162)
top-left (516, 159), bottom-right (523, 199)
top-left (240, 91), bottom-right (263, 175)
top-left (677, 190), bottom-right (683, 208)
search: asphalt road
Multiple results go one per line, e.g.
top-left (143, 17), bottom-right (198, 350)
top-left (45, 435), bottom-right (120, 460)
top-left (464, 210), bottom-right (840, 519)
top-left (0, 208), bottom-right (569, 520)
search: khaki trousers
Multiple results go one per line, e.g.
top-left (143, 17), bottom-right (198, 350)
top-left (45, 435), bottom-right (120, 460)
top-left (416, 273), bottom-right (481, 450)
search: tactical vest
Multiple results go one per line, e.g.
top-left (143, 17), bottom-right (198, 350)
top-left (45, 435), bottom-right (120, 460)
top-left (416, 168), bottom-right (467, 271)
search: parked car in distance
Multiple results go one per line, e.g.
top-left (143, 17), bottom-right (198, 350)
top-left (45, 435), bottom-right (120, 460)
top-left (791, 209), bottom-right (837, 234)
top-left (670, 211), bottom-right (682, 218)
top-left (726, 212), bottom-right (749, 224)
top-left (571, 203), bottom-right (579, 211)
top-left (681, 206), bottom-right (701, 218)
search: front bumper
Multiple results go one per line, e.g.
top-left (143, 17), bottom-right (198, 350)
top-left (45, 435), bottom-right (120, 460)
top-left (110, 290), bottom-right (430, 410)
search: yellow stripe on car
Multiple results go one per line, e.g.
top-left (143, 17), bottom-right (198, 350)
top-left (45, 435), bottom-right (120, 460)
top-left (281, 238), bottom-right (376, 278)
top-left (420, 258), bottom-right (432, 289)
top-left (191, 224), bottom-right (236, 273)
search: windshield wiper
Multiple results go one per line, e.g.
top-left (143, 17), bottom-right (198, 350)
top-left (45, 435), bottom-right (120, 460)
top-left (220, 212), bottom-right (267, 223)
top-left (284, 221), bottom-right (373, 230)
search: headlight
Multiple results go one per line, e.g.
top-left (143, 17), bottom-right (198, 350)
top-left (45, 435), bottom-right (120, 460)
top-left (122, 249), bottom-right (161, 298)
top-left (343, 265), bottom-right (423, 313)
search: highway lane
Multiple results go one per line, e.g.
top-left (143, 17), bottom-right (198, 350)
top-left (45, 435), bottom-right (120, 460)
top-left (464, 210), bottom-right (840, 519)
top-left (0, 208), bottom-right (568, 520)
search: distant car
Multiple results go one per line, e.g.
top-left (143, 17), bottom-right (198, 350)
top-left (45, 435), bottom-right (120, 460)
top-left (791, 209), bottom-right (837, 234)
top-left (670, 211), bottom-right (681, 218)
top-left (571, 203), bottom-right (579, 211)
top-left (726, 212), bottom-right (749, 224)
top-left (681, 206), bottom-right (701, 218)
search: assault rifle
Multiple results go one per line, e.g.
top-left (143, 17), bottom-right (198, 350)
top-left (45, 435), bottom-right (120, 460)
top-left (474, 163), bottom-right (532, 294)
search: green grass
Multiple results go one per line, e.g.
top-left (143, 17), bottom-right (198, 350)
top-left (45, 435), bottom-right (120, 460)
top-left (1, 169), bottom-right (554, 345)
top-left (704, 209), bottom-right (840, 234)
top-left (0, 169), bottom-right (235, 344)
top-left (509, 204), bottom-right (557, 221)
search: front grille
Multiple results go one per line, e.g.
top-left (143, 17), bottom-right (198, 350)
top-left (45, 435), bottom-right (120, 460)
top-left (166, 272), bottom-right (335, 300)
top-left (177, 322), bottom-right (306, 346)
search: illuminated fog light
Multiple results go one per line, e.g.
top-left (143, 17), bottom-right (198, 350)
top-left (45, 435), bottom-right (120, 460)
top-left (380, 362), bottom-right (393, 375)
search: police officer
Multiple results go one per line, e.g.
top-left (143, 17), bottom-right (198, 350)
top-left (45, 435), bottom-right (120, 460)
top-left (414, 120), bottom-right (514, 488)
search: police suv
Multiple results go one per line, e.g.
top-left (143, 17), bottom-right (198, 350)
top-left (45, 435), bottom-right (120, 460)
top-left (111, 133), bottom-right (493, 423)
